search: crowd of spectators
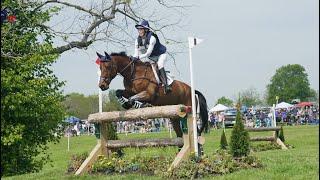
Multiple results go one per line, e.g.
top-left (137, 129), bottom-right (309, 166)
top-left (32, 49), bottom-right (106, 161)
top-left (209, 104), bottom-right (319, 129)
top-left (64, 118), bottom-right (172, 137)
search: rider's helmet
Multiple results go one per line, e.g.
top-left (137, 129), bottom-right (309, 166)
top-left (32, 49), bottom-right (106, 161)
top-left (135, 20), bottom-right (150, 30)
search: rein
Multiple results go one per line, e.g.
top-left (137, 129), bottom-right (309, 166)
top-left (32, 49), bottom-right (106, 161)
top-left (100, 57), bottom-right (157, 85)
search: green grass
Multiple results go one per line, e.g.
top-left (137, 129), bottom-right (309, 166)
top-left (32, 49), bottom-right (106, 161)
top-left (3, 125), bottom-right (319, 180)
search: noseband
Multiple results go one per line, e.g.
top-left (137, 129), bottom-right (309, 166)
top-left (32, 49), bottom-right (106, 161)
top-left (99, 61), bottom-right (117, 85)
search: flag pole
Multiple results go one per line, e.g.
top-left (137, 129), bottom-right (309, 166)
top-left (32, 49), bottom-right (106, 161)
top-left (98, 69), bottom-right (102, 113)
top-left (188, 37), bottom-right (198, 157)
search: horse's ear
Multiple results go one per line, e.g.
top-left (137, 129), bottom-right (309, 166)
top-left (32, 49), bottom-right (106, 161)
top-left (104, 51), bottom-right (111, 60)
top-left (96, 52), bottom-right (103, 59)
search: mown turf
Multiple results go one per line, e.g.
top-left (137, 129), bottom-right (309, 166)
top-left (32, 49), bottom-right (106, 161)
top-left (3, 125), bottom-right (319, 180)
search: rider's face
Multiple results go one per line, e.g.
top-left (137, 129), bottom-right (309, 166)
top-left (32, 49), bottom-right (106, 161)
top-left (138, 28), bottom-right (146, 37)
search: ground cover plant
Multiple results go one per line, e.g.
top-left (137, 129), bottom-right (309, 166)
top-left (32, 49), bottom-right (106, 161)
top-left (3, 125), bottom-right (319, 180)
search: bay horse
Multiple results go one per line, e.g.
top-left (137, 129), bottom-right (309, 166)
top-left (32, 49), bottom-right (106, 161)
top-left (97, 51), bottom-right (208, 150)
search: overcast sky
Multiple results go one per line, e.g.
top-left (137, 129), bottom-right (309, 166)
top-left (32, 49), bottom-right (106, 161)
top-left (52, 0), bottom-right (319, 108)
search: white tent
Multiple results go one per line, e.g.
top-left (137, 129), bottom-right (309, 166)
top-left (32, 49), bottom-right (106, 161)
top-left (275, 102), bottom-right (293, 109)
top-left (210, 104), bottom-right (229, 112)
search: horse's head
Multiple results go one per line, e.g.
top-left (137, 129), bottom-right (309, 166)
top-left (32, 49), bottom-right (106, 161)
top-left (97, 51), bottom-right (118, 91)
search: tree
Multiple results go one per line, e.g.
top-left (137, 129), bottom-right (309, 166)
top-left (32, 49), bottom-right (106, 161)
top-left (239, 87), bottom-right (262, 107)
top-left (24, 0), bottom-right (188, 55)
top-left (230, 101), bottom-right (250, 157)
top-left (63, 93), bottom-right (100, 119)
top-left (103, 90), bottom-right (123, 112)
top-left (220, 130), bottom-right (228, 150)
top-left (1, 1), bottom-right (65, 176)
top-left (266, 64), bottom-right (314, 105)
top-left (1, 0), bottom-right (186, 176)
top-left (216, 96), bottom-right (233, 107)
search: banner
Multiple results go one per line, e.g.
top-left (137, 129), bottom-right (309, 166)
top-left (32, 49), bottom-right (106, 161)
top-left (188, 37), bottom-right (204, 48)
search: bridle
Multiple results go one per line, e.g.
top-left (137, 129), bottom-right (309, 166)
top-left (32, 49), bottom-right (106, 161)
top-left (99, 57), bottom-right (135, 84)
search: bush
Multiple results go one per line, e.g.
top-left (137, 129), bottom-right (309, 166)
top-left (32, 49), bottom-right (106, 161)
top-left (220, 130), bottom-right (228, 149)
top-left (250, 142), bottom-right (281, 152)
top-left (88, 150), bottom-right (262, 179)
top-left (66, 152), bottom-right (88, 173)
top-left (230, 107), bottom-right (250, 157)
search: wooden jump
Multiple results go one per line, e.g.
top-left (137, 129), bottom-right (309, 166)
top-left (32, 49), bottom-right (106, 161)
top-left (106, 138), bottom-right (184, 148)
top-left (75, 105), bottom-right (198, 176)
top-left (245, 127), bottom-right (287, 149)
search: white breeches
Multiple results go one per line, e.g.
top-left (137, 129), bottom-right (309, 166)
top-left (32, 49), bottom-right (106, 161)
top-left (156, 53), bottom-right (167, 69)
top-left (147, 53), bottom-right (167, 69)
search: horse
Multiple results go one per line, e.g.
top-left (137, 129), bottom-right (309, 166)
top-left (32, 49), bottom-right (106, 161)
top-left (97, 51), bottom-right (208, 153)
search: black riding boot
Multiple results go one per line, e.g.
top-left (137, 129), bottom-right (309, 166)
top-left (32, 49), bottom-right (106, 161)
top-left (159, 68), bottom-right (171, 94)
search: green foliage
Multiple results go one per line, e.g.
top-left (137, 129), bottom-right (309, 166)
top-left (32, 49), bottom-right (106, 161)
top-left (266, 64), bottom-right (314, 105)
top-left (104, 90), bottom-right (123, 112)
top-left (66, 152), bottom-right (88, 173)
top-left (216, 96), bottom-right (233, 107)
top-left (220, 130), bottom-right (228, 149)
top-left (240, 87), bottom-right (262, 107)
top-left (63, 93), bottom-right (100, 119)
top-left (63, 90), bottom-right (123, 119)
top-left (89, 151), bottom-right (262, 178)
top-left (279, 126), bottom-right (285, 142)
top-left (230, 107), bottom-right (250, 157)
top-left (1, 1), bottom-right (65, 177)
top-left (250, 142), bottom-right (281, 152)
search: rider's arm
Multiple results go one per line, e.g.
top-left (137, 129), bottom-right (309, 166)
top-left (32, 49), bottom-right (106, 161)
top-left (139, 35), bottom-right (156, 59)
top-left (133, 39), bottom-right (139, 58)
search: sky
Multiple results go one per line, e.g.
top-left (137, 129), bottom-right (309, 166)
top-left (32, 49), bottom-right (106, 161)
top-left (52, 0), bottom-right (319, 108)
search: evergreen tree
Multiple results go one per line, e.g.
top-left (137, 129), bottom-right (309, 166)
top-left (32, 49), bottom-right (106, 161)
top-left (230, 101), bottom-right (250, 157)
top-left (220, 129), bottom-right (228, 149)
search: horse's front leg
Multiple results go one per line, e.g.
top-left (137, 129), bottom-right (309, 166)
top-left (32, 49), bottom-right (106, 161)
top-left (128, 91), bottom-right (154, 108)
top-left (115, 89), bottom-right (134, 109)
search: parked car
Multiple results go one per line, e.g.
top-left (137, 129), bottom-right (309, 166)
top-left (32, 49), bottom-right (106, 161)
top-left (224, 108), bottom-right (245, 127)
top-left (224, 108), bottom-right (237, 127)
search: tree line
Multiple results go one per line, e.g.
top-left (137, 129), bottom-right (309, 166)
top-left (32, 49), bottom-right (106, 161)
top-left (217, 64), bottom-right (318, 107)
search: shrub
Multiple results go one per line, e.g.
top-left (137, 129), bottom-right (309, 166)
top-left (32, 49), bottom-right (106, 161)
top-left (66, 152), bottom-right (88, 173)
top-left (88, 150), bottom-right (262, 179)
top-left (220, 129), bottom-right (228, 149)
top-left (230, 106), bottom-right (250, 157)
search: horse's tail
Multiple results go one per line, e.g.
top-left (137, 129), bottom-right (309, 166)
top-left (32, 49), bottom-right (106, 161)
top-left (195, 90), bottom-right (209, 134)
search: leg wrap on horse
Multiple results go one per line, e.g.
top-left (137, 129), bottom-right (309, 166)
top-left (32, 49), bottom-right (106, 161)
top-left (117, 96), bottom-right (128, 105)
top-left (132, 101), bottom-right (143, 108)
top-left (116, 91), bottom-right (132, 109)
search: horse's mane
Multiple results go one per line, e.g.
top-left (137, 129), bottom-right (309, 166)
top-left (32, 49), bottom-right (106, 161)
top-left (110, 52), bottom-right (127, 57)
top-left (110, 51), bottom-right (147, 66)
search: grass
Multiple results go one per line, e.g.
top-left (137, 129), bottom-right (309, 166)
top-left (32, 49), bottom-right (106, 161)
top-left (3, 125), bottom-right (319, 180)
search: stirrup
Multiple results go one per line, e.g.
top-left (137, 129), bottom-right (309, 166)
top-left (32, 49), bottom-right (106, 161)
top-left (164, 85), bottom-right (171, 94)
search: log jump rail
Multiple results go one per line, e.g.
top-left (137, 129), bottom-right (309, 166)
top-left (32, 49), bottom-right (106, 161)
top-left (75, 105), bottom-right (198, 176)
top-left (245, 127), bottom-right (288, 149)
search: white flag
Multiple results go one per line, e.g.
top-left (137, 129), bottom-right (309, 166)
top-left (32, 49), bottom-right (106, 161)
top-left (188, 37), bottom-right (204, 48)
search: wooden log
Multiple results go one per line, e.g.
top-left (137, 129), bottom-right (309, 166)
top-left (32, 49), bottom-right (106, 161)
top-left (250, 136), bottom-right (275, 141)
top-left (106, 138), bottom-right (184, 148)
top-left (245, 127), bottom-right (281, 132)
top-left (276, 138), bottom-right (288, 150)
top-left (75, 143), bottom-right (102, 176)
top-left (88, 105), bottom-right (188, 123)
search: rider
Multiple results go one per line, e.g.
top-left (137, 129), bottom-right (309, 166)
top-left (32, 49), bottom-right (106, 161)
top-left (132, 19), bottom-right (171, 94)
